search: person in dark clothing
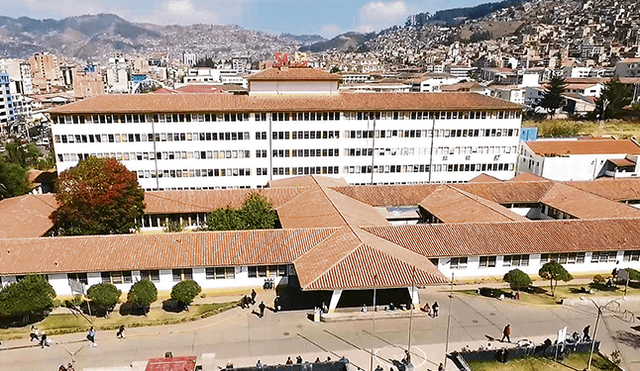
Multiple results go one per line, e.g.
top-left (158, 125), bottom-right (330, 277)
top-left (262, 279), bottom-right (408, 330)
top-left (438, 363), bottom-right (444, 371)
top-left (432, 301), bottom-right (439, 317)
top-left (501, 324), bottom-right (511, 343)
top-left (296, 356), bottom-right (303, 363)
top-left (403, 350), bottom-right (411, 364)
top-left (583, 325), bottom-right (591, 341)
top-left (258, 301), bottom-right (266, 318)
top-left (315, 358), bottom-right (321, 363)
top-left (251, 289), bottom-right (257, 305)
top-left (286, 357), bottom-right (293, 364)
top-left (40, 332), bottom-right (48, 348)
top-left (30, 325), bottom-right (40, 342)
top-left (274, 295), bottom-right (281, 312)
top-left (116, 324), bottom-right (125, 339)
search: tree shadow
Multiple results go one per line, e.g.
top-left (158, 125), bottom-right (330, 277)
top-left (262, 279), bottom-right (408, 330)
top-left (614, 330), bottom-right (640, 349)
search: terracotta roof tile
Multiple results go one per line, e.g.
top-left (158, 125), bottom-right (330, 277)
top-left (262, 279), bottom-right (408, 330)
top-left (48, 92), bottom-right (523, 115)
top-left (509, 172), bottom-right (549, 182)
top-left (527, 139), bottom-right (640, 156)
top-left (566, 178), bottom-right (640, 201)
top-left (419, 186), bottom-right (529, 223)
top-left (0, 228), bottom-right (338, 275)
top-left (0, 194), bottom-right (57, 238)
top-left (330, 184), bottom-right (440, 206)
top-left (468, 173), bottom-right (502, 182)
top-left (363, 218), bottom-right (640, 258)
top-left (540, 183), bottom-right (640, 219)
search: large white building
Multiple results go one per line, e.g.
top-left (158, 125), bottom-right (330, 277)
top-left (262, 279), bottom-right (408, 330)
top-left (50, 68), bottom-right (522, 191)
top-left (0, 69), bottom-right (16, 132)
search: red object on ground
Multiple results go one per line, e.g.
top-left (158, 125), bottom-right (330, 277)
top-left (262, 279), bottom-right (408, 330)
top-left (145, 356), bottom-right (197, 371)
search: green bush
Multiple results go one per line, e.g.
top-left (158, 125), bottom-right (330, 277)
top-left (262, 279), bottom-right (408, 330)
top-left (0, 274), bottom-right (56, 318)
top-left (86, 283), bottom-right (121, 309)
top-left (127, 280), bottom-right (158, 308)
top-left (170, 280), bottom-right (202, 308)
top-left (503, 269), bottom-right (532, 291)
top-left (593, 274), bottom-right (606, 285)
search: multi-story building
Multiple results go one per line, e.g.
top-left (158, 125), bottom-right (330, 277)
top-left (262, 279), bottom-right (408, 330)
top-left (0, 69), bottom-right (16, 132)
top-left (49, 68), bottom-right (522, 191)
top-left (106, 55), bottom-right (129, 93)
top-left (28, 52), bottom-right (61, 93)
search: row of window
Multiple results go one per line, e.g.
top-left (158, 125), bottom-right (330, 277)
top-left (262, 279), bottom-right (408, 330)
top-left (344, 147), bottom-right (431, 157)
top-left (443, 251), bottom-right (632, 269)
top-left (432, 163), bottom-right (515, 172)
top-left (53, 111), bottom-right (521, 125)
top-left (135, 168), bottom-right (257, 179)
top-left (58, 150), bottom-right (255, 163)
top-left (272, 131), bottom-right (340, 140)
top-left (272, 149), bottom-right (340, 158)
top-left (68, 265), bottom-right (288, 285)
top-left (54, 131), bottom-right (252, 144)
top-left (435, 146), bottom-right (517, 155)
top-left (343, 164), bottom-right (432, 174)
top-left (273, 166), bottom-right (340, 176)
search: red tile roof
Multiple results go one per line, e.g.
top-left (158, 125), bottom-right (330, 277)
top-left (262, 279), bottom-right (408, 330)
top-left (0, 228), bottom-right (339, 275)
top-left (363, 218), bottom-right (640, 258)
top-left (509, 172), bottom-right (549, 182)
top-left (0, 194), bottom-right (57, 238)
top-left (145, 356), bottom-right (197, 371)
top-left (567, 178), bottom-right (640, 201)
top-left (247, 68), bottom-right (341, 81)
top-left (527, 139), bottom-right (640, 156)
top-left (468, 173), bottom-right (502, 182)
top-left (48, 92), bottom-right (523, 115)
top-left (541, 183), bottom-right (640, 219)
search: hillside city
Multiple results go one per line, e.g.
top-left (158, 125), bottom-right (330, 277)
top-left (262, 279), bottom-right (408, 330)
top-left (2, 0), bottom-right (640, 371)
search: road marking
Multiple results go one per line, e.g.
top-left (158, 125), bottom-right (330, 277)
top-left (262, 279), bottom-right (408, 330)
top-left (297, 333), bottom-right (365, 370)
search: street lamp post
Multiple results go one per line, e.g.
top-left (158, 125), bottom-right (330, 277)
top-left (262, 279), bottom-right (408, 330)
top-left (444, 273), bottom-right (454, 369)
top-left (580, 297), bottom-right (607, 371)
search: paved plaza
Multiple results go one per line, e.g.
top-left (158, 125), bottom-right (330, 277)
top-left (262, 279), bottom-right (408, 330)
top-left (1, 287), bottom-right (639, 371)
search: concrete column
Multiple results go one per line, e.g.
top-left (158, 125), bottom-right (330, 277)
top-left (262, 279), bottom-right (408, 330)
top-left (328, 289), bottom-right (343, 314)
top-left (408, 286), bottom-right (420, 307)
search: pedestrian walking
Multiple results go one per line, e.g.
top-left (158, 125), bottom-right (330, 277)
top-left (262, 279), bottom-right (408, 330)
top-left (421, 302), bottom-right (430, 316)
top-left (40, 332), bottom-right (49, 348)
top-left (116, 324), bottom-right (126, 339)
top-left (402, 350), bottom-right (411, 365)
top-left (251, 289), bottom-right (257, 305)
top-left (582, 325), bottom-right (591, 341)
top-left (274, 295), bottom-right (281, 312)
top-left (67, 363), bottom-right (75, 371)
top-left (501, 324), bottom-right (511, 343)
top-left (30, 325), bottom-right (40, 342)
top-left (296, 355), bottom-right (303, 363)
top-left (256, 360), bottom-right (264, 369)
top-left (438, 363), bottom-right (444, 371)
top-left (86, 326), bottom-right (97, 347)
top-left (286, 356), bottom-right (293, 364)
top-left (432, 301), bottom-right (439, 317)
top-left (375, 366), bottom-right (383, 371)
top-left (258, 301), bottom-right (266, 318)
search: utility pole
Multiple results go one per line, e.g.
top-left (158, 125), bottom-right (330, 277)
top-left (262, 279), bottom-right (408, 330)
top-left (444, 273), bottom-right (454, 369)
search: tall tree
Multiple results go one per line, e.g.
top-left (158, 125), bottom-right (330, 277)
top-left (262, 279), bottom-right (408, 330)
top-left (50, 157), bottom-right (145, 235)
top-left (0, 161), bottom-right (30, 199)
top-left (539, 261), bottom-right (573, 296)
top-left (241, 192), bottom-right (278, 230)
top-left (539, 74), bottom-right (567, 117)
top-left (595, 76), bottom-right (632, 119)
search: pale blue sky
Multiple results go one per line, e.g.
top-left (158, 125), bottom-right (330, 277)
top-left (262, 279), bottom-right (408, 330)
top-left (4, 0), bottom-right (490, 37)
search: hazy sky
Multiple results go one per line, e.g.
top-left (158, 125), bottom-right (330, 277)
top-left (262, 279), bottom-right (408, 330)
top-left (4, 0), bottom-right (489, 37)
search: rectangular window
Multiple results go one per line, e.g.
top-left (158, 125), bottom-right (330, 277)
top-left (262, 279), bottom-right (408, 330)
top-left (503, 254), bottom-right (529, 267)
top-left (623, 250), bottom-right (640, 262)
top-left (591, 251), bottom-right (618, 263)
top-left (172, 268), bottom-right (193, 282)
top-left (140, 270), bottom-right (160, 282)
top-left (450, 257), bottom-right (468, 269)
top-left (101, 271), bottom-right (132, 284)
top-left (479, 256), bottom-right (496, 268)
top-left (205, 267), bottom-right (235, 279)
top-left (68, 273), bottom-right (88, 285)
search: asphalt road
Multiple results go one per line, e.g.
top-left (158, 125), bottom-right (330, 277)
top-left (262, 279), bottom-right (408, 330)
top-left (1, 288), bottom-right (639, 371)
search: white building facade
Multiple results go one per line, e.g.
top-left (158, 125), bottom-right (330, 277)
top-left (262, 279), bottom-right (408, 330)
top-left (50, 93), bottom-right (522, 190)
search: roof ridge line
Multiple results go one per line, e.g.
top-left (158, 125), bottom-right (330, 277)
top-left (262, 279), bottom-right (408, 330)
top-left (538, 180), bottom-right (558, 202)
top-left (450, 186), bottom-right (524, 221)
top-left (32, 194), bottom-right (58, 210)
top-left (310, 176), bottom-right (364, 243)
top-left (274, 187), bottom-right (315, 211)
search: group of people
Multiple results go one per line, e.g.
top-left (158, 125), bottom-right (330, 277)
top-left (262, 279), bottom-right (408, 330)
top-left (251, 355), bottom-right (335, 368)
top-left (30, 326), bottom-right (50, 348)
top-left (420, 301), bottom-right (439, 317)
top-left (57, 363), bottom-right (75, 371)
top-left (240, 288), bottom-right (282, 318)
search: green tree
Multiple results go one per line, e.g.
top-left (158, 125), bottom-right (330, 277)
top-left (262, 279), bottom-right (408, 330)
top-left (3, 140), bottom-right (41, 169)
top-left (623, 268), bottom-right (640, 281)
top-left (86, 283), bottom-right (122, 309)
top-left (50, 157), bottom-right (145, 235)
top-left (0, 275), bottom-right (56, 320)
top-left (163, 220), bottom-right (185, 233)
top-left (240, 192), bottom-right (278, 230)
top-left (539, 74), bottom-right (567, 117)
top-left (203, 206), bottom-right (245, 231)
top-left (595, 76), bottom-right (632, 119)
top-left (202, 193), bottom-right (277, 231)
top-left (503, 269), bottom-right (532, 291)
top-left (539, 261), bottom-right (573, 296)
top-left (0, 161), bottom-right (30, 199)
top-left (170, 280), bottom-right (201, 308)
top-left (127, 279), bottom-right (158, 308)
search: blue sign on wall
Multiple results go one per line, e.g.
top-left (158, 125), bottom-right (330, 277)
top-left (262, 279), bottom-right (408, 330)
top-left (520, 127), bottom-right (538, 142)
top-left (131, 74), bottom-right (147, 83)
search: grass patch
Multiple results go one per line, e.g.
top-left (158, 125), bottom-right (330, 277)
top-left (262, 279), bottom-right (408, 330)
top-left (457, 289), bottom-right (557, 306)
top-left (0, 302), bottom-right (236, 340)
top-left (467, 352), bottom-right (620, 371)
top-left (523, 119), bottom-right (640, 139)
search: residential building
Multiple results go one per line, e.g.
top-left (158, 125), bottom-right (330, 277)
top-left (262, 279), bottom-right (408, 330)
top-left (614, 58), bottom-right (640, 77)
top-left (28, 52), bottom-right (62, 93)
top-left (518, 138), bottom-right (640, 181)
top-left (105, 55), bottom-right (129, 94)
top-left (0, 69), bottom-right (16, 131)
